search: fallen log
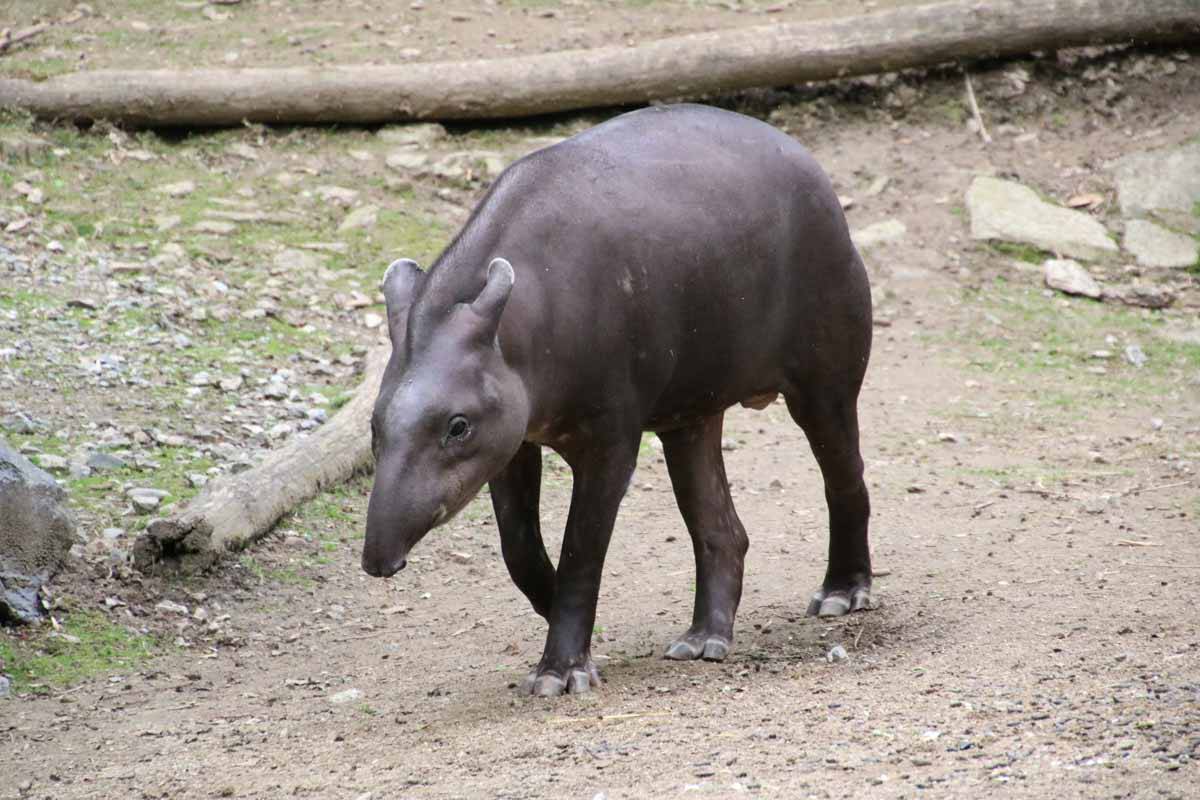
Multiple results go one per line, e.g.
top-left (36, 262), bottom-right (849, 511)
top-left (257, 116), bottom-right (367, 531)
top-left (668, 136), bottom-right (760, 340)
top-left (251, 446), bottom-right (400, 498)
top-left (2, 0), bottom-right (1197, 127)
top-left (132, 347), bottom-right (388, 575)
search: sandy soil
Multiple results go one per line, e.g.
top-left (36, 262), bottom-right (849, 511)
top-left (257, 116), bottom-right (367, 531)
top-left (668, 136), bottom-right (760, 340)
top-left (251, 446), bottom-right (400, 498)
top-left (2, 4), bottom-right (1199, 800)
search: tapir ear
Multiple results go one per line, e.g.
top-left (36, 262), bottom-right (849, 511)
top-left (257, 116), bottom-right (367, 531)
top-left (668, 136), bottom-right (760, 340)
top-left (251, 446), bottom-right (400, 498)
top-left (470, 258), bottom-right (514, 338)
top-left (381, 258), bottom-right (424, 343)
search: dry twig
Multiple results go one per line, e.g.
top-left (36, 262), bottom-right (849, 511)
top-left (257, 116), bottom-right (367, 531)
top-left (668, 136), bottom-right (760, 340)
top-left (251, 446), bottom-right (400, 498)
top-left (963, 70), bottom-right (992, 144)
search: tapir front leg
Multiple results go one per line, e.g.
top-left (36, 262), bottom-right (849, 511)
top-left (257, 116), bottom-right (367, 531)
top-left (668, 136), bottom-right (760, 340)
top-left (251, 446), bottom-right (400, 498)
top-left (523, 435), bottom-right (639, 697)
top-left (490, 442), bottom-right (556, 619)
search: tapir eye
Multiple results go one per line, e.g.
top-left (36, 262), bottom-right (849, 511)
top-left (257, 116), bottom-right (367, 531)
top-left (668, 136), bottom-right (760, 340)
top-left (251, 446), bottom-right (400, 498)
top-left (446, 415), bottom-right (471, 442)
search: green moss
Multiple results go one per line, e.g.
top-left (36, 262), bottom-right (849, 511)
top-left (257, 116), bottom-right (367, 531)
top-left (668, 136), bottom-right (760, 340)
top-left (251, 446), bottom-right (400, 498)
top-left (989, 241), bottom-right (1046, 265)
top-left (0, 611), bottom-right (158, 694)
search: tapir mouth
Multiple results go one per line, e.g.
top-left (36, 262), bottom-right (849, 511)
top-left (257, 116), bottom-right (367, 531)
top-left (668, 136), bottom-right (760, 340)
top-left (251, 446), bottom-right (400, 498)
top-left (361, 503), bottom-right (453, 578)
top-left (362, 553), bottom-right (407, 578)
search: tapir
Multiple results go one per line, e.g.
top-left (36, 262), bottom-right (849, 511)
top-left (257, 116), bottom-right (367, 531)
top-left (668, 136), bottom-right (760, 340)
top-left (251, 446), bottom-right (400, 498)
top-left (362, 103), bottom-right (873, 696)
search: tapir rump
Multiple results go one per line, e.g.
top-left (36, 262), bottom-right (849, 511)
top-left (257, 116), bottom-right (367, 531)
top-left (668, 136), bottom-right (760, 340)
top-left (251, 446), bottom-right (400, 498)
top-left (362, 103), bottom-right (873, 696)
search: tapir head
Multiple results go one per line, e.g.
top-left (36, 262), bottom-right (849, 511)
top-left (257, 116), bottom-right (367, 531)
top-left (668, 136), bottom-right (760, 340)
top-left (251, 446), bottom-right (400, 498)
top-left (362, 257), bottom-right (529, 578)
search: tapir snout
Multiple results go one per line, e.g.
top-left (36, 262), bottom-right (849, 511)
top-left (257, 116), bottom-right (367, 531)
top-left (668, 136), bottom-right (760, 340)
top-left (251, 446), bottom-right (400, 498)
top-left (361, 456), bottom-right (443, 578)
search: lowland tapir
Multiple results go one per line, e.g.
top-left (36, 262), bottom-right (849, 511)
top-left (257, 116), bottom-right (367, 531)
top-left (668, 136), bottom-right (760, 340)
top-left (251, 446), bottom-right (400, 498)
top-left (362, 104), bottom-right (873, 696)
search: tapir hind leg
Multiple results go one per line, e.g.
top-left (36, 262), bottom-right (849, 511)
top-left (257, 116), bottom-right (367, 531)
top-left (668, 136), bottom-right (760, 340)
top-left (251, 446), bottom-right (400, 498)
top-left (785, 391), bottom-right (872, 617)
top-left (489, 442), bottom-right (556, 619)
top-left (659, 414), bottom-right (749, 661)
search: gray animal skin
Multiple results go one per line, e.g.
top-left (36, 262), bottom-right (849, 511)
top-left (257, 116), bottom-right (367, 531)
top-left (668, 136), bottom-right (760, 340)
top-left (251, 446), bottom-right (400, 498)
top-left (363, 104), bottom-right (873, 696)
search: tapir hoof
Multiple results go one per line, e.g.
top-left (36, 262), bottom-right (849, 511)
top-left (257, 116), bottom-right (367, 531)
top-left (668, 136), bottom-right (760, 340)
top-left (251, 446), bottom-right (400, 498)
top-left (520, 659), bottom-right (602, 697)
top-left (664, 633), bottom-right (731, 661)
top-left (806, 585), bottom-right (871, 617)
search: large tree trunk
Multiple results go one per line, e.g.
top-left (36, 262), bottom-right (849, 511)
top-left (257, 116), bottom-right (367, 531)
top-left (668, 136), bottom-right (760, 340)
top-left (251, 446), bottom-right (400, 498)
top-left (131, 347), bottom-right (388, 575)
top-left (2, 0), bottom-right (1196, 128)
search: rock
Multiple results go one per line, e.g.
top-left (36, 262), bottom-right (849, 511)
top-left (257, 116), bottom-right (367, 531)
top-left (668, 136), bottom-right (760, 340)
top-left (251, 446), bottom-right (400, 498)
top-left (1104, 283), bottom-right (1176, 309)
top-left (102, 527), bottom-right (124, 541)
top-left (1113, 141), bottom-right (1200, 233)
top-left (187, 473), bottom-right (208, 489)
top-left (263, 381), bottom-right (288, 400)
top-left (1043, 258), bottom-right (1102, 299)
top-left (967, 177), bottom-right (1118, 260)
top-left (128, 488), bottom-right (167, 514)
top-left (306, 408), bottom-right (328, 424)
top-left (157, 180), bottom-right (196, 197)
top-left (329, 687), bottom-right (362, 705)
top-left (1122, 220), bottom-right (1198, 269)
top-left (35, 454), bottom-right (68, 472)
top-left (272, 248), bottom-right (325, 273)
top-left (0, 412), bottom-right (41, 435)
top-left (85, 451), bottom-right (127, 472)
top-left (316, 186), bottom-right (360, 207)
top-left (228, 142), bottom-right (259, 161)
top-left (1, 439), bottom-right (77, 624)
top-left (193, 220), bottom-right (237, 235)
top-left (866, 175), bottom-right (891, 196)
top-left (155, 599), bottom-right (189, 615)
top-left (268, 421), bottom-right (296, 439)
top-left (155, 214), bottom-right (182, 232)
top-left (0, 675), bottom-right (10, 697)
top-left (338, 205), bottom-right (378, 232)
top-left (363, 312), bottom-right (384, 329)
top-left (826, 644), bottom-right (849, 663)
top-left (430, 151), bottom-right (505, 182)
top-left (851, 219), bottom-right (907, 249)
top-left (189, 371), bottom-right (214, 387)
top-left (1124, 344), bottom-right (1147, 368)
top-left (386, 150), bottom-right (431, 172)
top-left (218, 374), bottom-right (244, 392)
top-left (377, 122), bottom-right (446, 147)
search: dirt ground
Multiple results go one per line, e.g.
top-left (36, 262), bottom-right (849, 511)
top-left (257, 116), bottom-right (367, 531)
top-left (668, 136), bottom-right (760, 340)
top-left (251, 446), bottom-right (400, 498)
top-left (2, 3), bottom-right (1199, 799)
top-left (1, 0), bottom-right (921, 75)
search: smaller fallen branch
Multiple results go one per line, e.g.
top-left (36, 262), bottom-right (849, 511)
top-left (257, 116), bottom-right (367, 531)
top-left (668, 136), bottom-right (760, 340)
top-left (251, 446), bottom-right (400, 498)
top-left (0, 5), bottom-right (91, 56)
top-left (0, 24), bottom-right (49, 55)
top-left (132, 346), bottom-right (388, 575)
top-left (963, 71), bottom-right (992, 145)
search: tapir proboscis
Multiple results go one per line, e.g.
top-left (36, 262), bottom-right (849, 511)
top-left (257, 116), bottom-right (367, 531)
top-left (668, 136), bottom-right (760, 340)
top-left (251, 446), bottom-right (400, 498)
top-left (362, 103), bottom-right (873, 696)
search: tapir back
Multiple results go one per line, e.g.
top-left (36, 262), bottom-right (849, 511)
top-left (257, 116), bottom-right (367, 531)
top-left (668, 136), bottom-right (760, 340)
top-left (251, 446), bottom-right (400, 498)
top-left (460, 103), bottom-right (870, 428)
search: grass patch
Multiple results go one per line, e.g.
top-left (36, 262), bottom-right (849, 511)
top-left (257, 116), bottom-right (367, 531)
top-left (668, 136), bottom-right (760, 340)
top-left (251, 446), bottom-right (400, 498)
top-left (957, 280), bottom-right (1200, 412)
top-left (0, 611), bottom-right (158, 695)
top-left (988, 241), bottom-right (1047, 265)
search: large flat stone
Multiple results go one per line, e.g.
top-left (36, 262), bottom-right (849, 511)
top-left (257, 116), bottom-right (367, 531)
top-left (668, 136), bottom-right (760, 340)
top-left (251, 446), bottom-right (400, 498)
top-left (1123, 219), bottom-right (1199, 269)
top-left (1, 439), bottom-right (77, 624)
top-left (967, 177), bottom-right (1118, 261)
top-left (1113, 142), bottom-right (1200, 233)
